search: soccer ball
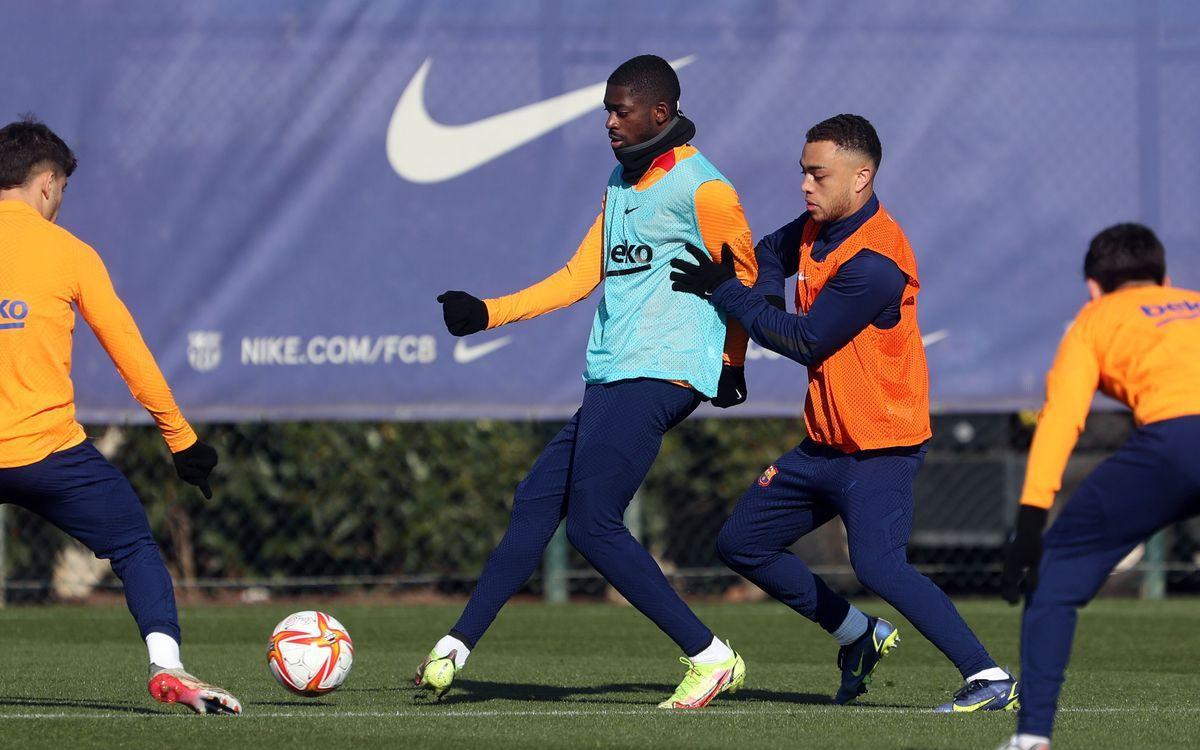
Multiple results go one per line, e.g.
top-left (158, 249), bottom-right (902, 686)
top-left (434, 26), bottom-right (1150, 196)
top-left (267, 610), bottom-right (354, 696)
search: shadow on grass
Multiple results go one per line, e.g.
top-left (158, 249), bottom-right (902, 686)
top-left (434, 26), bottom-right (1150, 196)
top-left (0, 696), bottom-right (160, 715)
top-left (419, 680), bottom-right (841, 707)
top-left (271, 684), bottom-right (919, 711)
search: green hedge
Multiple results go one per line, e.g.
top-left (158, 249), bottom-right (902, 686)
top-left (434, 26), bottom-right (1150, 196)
top-left (5, 419), bottom-right (804, 588)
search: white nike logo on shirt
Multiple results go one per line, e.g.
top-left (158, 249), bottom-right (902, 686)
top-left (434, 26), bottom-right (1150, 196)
top-left (453, 336), bottom-right (513, 364)
top-left (386, 56), bottom-right (696, 184)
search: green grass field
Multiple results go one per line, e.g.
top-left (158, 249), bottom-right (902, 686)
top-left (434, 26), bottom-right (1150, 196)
top-left (1, 598), bottom-right (1196, 748)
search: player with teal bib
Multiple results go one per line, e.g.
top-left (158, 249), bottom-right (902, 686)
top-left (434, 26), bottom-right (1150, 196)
top-left (423, 55), bottom-right (757, 709)
top-left (586, 149), bottom-right (731, 396)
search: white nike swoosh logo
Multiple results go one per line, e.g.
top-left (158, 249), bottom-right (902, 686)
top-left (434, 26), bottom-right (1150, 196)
top-left (386, 55), bottom-right (697, 184)
top-left (921, 329), bottom-right (950, 347)
top-left (454, 336), bottom-right (513, 364)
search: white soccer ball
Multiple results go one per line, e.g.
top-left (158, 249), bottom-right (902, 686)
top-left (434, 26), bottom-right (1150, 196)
top-left (267, 610), bottom-right (354, 696)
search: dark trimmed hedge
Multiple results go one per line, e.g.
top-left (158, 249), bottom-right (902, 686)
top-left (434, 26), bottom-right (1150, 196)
top-left (5, 419), bottom-right (803, 588)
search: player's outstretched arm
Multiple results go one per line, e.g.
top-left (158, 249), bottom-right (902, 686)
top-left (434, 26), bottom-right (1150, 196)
top-left (1002, 315), bottom-right (1100, 602)
top-left (72, 243), bottom-right (218, 497)
top-left (671, 247), bottom-right (902, 367)
top-left (72, 244), bottom-right (193, 447)
top-left (1014, 317), bottom-right (1101, 510)
top-left (437, 211), bottom-right (605, 337)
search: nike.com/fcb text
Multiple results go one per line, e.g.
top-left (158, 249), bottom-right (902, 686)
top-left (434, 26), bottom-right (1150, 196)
top-left (241, 335), bottom-right (436, 366)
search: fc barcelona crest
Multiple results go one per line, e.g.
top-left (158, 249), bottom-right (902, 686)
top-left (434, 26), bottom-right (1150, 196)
top-left (757, 465), bottom-right (778, 487)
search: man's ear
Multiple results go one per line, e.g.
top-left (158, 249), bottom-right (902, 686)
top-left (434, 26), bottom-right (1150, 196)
top-left (38, 169), bottom-right (55, 199)
top-left (854, 165), bottom-right (874, 194)
top-left (654, 101), bottom-right (671, 126)
top-left (1086, 278), bottom-right (1104, 301)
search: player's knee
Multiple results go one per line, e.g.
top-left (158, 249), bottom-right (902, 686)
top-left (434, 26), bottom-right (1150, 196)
top-left (564, 514), bottom-right (600, 556)
top-left (564, 516), bottom-right (586, 551)
top-left (716, 523), bottom-right (757, 571)
top-left (566, 511), bottom-right (630, 558)
top-left (506, 496), bottom-right (559, 533)
top-left (511, 474), bottom-right (540, 507)
top-left (104, 533), bottom-right (164, 573)
top-left (850, 553), bottom-right (896, 594)
top-left (1028, 557), bottom-right (1104, 608)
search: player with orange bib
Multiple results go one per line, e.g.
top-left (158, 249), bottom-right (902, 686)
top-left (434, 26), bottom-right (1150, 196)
top-left (0, 117), bottom-right (239, 715)
top-left (671, 114), bottom-right (1016, 711)
top-left (996, 224), bottom-right (1200, 750)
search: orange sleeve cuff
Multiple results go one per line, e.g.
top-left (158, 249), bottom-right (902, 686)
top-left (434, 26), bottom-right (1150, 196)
top-left (695, 180), bottom-right (756, 366)
top-left (165, 425), bottom-right (199, 454)
top-left (484, 212), bottom-right (604, 328)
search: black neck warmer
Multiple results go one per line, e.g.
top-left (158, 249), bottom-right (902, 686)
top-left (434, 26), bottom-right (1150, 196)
top-left (614, 114), bottom-right (697, 183)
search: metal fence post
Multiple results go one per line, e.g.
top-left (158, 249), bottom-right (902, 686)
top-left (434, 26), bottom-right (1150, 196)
top-left (1141, 530), bottom-right (1166, 600)
top-left (544, 522), bottom-right (568, 604)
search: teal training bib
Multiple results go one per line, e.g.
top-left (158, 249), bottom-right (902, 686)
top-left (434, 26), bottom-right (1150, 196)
top-left (583, 151), bottom-right (730, 397)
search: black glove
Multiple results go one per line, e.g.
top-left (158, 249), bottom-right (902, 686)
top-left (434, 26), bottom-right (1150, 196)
top-left (711, 364), bottom-right (747, 408)
top-left (1000, 505), bottom-right (1049, 604)
top-left (669, 243), bottom-right (736, 298)
top-left (437, 291), bottom-right (488, 337)
top-left (173, 440), bottom-right (218, 500)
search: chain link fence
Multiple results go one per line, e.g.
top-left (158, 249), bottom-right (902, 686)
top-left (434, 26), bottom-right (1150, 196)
top-left (3, 411), bottom-right (1194, 607)
top-left (4, 3), bottom-right (1196, 608)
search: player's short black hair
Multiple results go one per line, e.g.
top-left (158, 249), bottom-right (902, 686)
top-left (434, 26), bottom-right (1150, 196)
top-left (1084, 223), bottom-right (1166, 292)
top-left (806, 114), bottom-right (882, 169)
top-left (0, 115), bottom-right (77, 190)
top-left (608, 55), bottom-right (680, 115)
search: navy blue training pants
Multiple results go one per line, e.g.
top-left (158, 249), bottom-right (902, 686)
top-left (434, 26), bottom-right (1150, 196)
top-left (718, 438), bottom-right (995, 677)
top-left (1019, 416), bottom-right (1200, 738)
top-left (453, 379), bottom-right (714, 656)
top-left (0, 441), bottom-right (180, 641)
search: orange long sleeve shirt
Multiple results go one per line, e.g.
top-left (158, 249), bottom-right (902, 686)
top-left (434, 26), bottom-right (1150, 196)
top-left (1019, 284), bottom-right (1200, 508)
top-left (484, 145), bottom-right (757, 366)
top-left (0, 200), bottom-right (196, 468)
